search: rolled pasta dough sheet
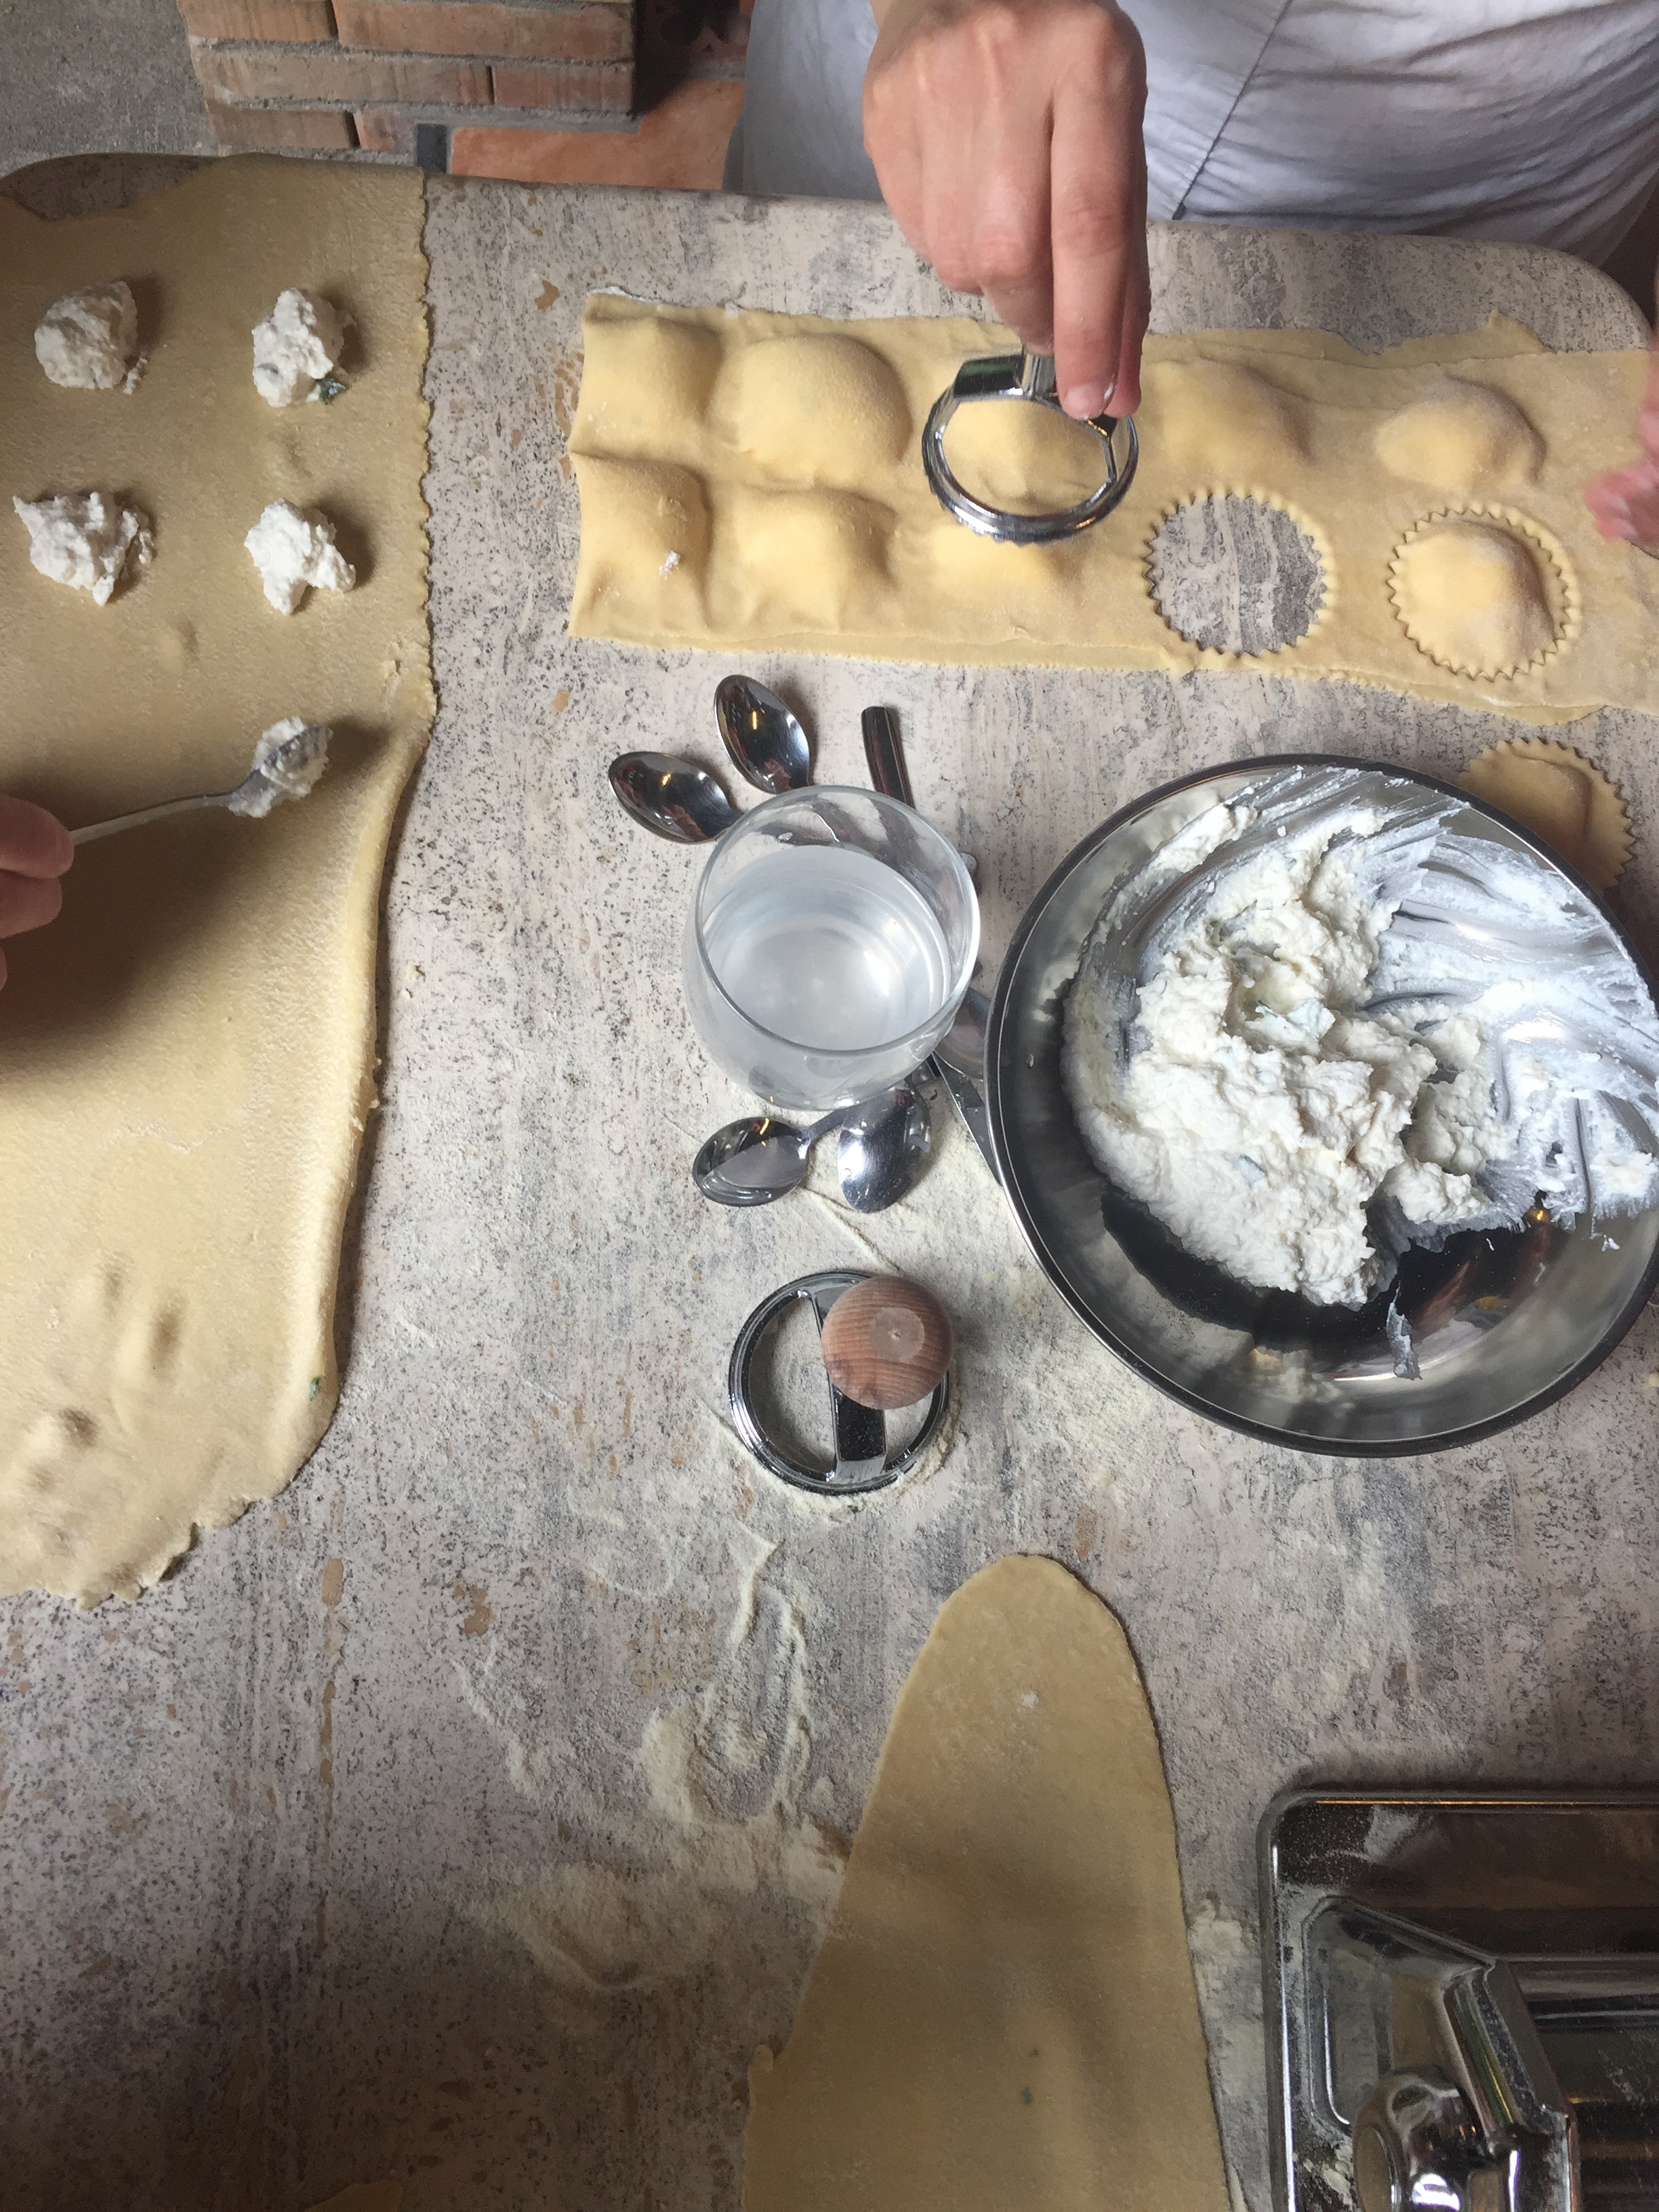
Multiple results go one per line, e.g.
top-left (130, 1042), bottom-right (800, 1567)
top-left (743, 1554), bottom-right (1231, 2212)
top-left (569, 295), bottom-right (1659, 725)
top-left (0, 159), bottom-right (433, 1604)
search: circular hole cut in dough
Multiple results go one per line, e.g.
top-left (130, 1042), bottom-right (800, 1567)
top-left (1374, 376), bottom-right (1544, 496)
top-left (1388, 507), bottom-right (1572, 680)
top-left (1460, 737), bottom-right (1631, 890)
top-left (718, 333), bottom-right (911, 490)
top-left (1147, 493), bottom-right (1326, 656)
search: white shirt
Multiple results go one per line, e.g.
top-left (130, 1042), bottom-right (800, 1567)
top-left (726, 0), bottom-right (1659, 267)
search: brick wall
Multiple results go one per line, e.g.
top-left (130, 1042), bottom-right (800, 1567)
top-left (178, 0), bottom-right (638, 161)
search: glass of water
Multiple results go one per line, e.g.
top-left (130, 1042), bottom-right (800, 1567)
top-left (683, 787), bottom-right (979, 1111)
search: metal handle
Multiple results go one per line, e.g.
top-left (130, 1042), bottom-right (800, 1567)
top-left (1307, 1904), bottom-right (1576, 2212)
top-left (922, 346), bottom-right (1139, 544)
top-left (70, 792), bottom-right (221, 846)
top-left (727, 1270), bottom-right (949, 1494)
top-left (861, 705), bottom-right (914, 808)
top-left (1353, 2070), bottom-right (1492, 2212)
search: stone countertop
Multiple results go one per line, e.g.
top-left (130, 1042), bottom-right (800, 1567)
top-left (3, 163), bottom-right (1658, 2212)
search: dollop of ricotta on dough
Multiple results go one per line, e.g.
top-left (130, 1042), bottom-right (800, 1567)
top-left (229, 717), bottom-right (332, 817)
top-left (243, 499), bottom-right (355, 615)
top-left (251, 289), bottom-right (346, 407)
top-left (12, 491), bottom-right (154, 604)
top-left (34, 281), bottom-right (142, 392)
top-left (1063, 810), bottom-right (1488, 1307)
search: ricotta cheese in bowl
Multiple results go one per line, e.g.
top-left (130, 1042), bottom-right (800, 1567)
top-left (987, 758), bottom-right (1659, 1452)
top-left (1062, 769), bottom-right (1659, 1310)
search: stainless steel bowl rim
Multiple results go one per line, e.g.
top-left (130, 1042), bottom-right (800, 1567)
top-left (984, 751), bottom-right (1659, 1457)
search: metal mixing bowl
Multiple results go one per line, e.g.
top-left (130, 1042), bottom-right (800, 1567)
top-left (985, 756), bottom-right (1659, 1455)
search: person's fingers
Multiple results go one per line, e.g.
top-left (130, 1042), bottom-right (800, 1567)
top-left (1638, 345), bottom-right (1659, 462)
top-left (975, 150), bottom-right (1055, 348)
top-left (1103, 123), bottom-right (1150, 416)
top-left (1584, 459), bottom-right (1659, 545)
top-left (0, 792), bottom-right (73, 878)
top-left (1049, 12), bottom-right (1145, 417)
top-left (959, 33), bottom-right (1054, 343)
top-left (0, 867), bottom-right (64, 939)
top-left (915, 29), bottom-right (1005, 300)
top-left (862, 39), bottom-right (925, 242)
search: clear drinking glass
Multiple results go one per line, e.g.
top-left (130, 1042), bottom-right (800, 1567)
top-left (683, 787), bottom-right (980, 1111)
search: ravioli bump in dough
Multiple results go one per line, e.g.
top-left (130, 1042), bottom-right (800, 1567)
top-left (1375, 377), bottom-right (1544, 494)
top-left (571, 455), bottom-right (710, 630)
top-left (569, 293), bottom-right (1658, 723)
top-left (719, 332), bottom-right (910, 487)
top-left (722, 486), bottom-right (894, 630)
top-left (575, 313), bottom-right (722, 461)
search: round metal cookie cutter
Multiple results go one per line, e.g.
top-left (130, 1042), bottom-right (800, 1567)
top-left (728, 1269), bottom-right (949, 1496)
top-left (922, 348), bottom-right (1139, 544)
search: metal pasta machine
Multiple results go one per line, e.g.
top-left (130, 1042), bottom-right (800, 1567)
top-left (1263, 1792), bottom-right (1659, 2212)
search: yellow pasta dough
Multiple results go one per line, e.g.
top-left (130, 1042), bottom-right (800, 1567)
top-left (743, 1555), bottom-right (1230, 2212)
top-left (569, 295), bottom-right (1659, 724)
top-left (718, 331), bottom-right (912, 487)
top-left (0, 159), bottom-right (433, 1604)
top-left (1460, 737), bottom-right (1631, 889)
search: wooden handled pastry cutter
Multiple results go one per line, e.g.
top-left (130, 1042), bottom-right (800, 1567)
top-left (922, 348), bottom-right (1139, 543)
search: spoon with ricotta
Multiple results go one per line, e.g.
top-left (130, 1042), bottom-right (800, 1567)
top-left (68, 718), bottom-right (331, 846)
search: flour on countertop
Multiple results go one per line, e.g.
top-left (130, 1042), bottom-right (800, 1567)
top-left (34, 281), bottom-right (142, 392)
top-left (251, 287), bottom-right (346, 407)
top-left (243, 498), bottom-right (355, 614)
top-left (1063, 765), bottom-right (1659, 1307)
top-left (12, 490), bottom-right (152, 603)
top-left (460, 1525), bottom-right (844, 1996)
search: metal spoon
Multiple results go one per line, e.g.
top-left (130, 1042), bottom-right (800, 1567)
top-left (695, 1106), bottom-right (845, 1206)
top-left (838, 1081), bottom-right (932, 1211)
top-left (714, 675), bottom-right (813, 794)
top-left (609, 751), bottom-right (737, 844)
top-left (695, 1078), bottom-right (931, 1212)
top-left (71, 719), bottom-right (331, 846)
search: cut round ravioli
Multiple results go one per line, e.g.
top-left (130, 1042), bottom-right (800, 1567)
top-left (1460, 737), bottom-right (1631, 890)
top-left (1390, 516), bottom-right (1560, 678)
top-left (939, 396), bottom-right (1108, 516)
top-left (1374, 377), bottom-right (1543, 495)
